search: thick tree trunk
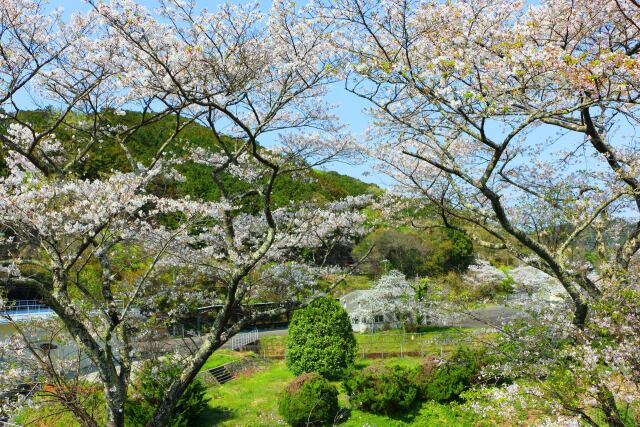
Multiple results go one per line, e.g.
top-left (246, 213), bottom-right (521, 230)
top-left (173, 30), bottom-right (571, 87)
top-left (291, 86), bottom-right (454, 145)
top-left (573, 300), bottom-right (589, 327)
top-left (103, 380), bottom-right (126, 427)
top-left (597, 384), bottom-right (625, 427)
top-left (145, 336), bottom-right (223, 427)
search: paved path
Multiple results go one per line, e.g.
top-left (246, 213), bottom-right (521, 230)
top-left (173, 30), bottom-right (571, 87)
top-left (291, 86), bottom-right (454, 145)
top-left (221, 307), bottom-right (524, 347)
top-left (437, 305), bottom-right (525, 328)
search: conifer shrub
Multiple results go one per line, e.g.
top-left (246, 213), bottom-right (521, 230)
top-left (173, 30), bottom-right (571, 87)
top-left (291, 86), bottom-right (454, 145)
top-left (344, 365), bottom-right (417, 415)
top-left (421, 347), bottom-right (481, 402)
top-left (413, 355), bottom-right (441, 392)
top-left (278, 373), bottom-right (340, 426)
top-left (286, 297), bottom-right (356, 378)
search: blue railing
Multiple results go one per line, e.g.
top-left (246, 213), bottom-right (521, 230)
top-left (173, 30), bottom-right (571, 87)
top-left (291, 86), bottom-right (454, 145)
top-left (0, 300), bottom-right (55, 324)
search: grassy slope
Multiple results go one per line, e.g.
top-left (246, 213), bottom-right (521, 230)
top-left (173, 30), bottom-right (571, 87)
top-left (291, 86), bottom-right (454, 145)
top-left (329, 274), bottom-right (373, 297)
top-left (200, 349), bottom-right (247, 372)
top-left (195, 359), bottom-right (491, 427)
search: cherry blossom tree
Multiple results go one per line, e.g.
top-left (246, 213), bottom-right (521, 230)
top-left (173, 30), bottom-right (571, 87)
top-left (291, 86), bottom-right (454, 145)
top-left (315, 0), bottom-right (640, 424)
top-left (1, 1), bottom-right (367, 426)
top-left (0, 2), bottom-right (199, 423)
top-left (345, 270), bottom-right (434, 331)
top-left (88, 1), bottom-right (370, 425)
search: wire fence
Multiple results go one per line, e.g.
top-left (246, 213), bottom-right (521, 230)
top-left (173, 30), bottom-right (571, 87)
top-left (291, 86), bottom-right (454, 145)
top-left (256, 328), bottom-right (492, 360)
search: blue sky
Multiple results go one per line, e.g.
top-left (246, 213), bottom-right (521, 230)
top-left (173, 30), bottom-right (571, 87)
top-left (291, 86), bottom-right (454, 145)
top-left (40, 0), bottom-right (387, 186)
top-left (31, 1), bottom-right (602, 192)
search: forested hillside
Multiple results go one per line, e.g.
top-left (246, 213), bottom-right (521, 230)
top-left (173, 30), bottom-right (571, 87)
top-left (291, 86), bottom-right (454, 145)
top-left (0, 109), bottom-right (378, 206)
top-left (4, 1), bottom-right (640, 426)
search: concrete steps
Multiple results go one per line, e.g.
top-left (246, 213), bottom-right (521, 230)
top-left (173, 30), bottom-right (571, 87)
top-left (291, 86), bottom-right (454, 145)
top-left (207, 365), bottom-right (234, 384)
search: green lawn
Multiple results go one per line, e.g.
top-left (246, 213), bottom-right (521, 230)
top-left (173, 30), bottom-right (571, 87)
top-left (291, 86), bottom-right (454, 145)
top-left (195, 359), bottom-right (494, 427)
top-left (259, 327), bottom-right (486, 358)
top-left (328, 274), bottom-right (373, 297)
top-left (200, 349), bottom-right (247, 371)
top-left (196, 361), bottom-right (295, 426)
top-left (342, 401), bottom-right (486, 427)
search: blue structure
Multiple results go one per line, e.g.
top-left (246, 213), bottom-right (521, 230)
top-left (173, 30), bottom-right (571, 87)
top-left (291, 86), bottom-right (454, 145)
top-left (0, 300), bottom-right (55, 324)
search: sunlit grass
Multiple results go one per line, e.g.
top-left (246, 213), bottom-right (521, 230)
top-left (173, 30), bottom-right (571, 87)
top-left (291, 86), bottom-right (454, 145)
top-left (258, 326), bottom-right (486, 358)
top-left (200, 349), bottom-right (247, 371)
top-left (195, 359), bottom-right (496, 427)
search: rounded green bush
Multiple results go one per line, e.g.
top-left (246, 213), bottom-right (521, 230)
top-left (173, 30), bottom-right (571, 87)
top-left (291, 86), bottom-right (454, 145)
top-left (421, 347), bottom-right (481, 402)
top-left (286, 297), bottom-right (356, 378)
top-left (344, 365), bottom-right (417, 415)
top-left (278, 373), bottom-right (340, 426)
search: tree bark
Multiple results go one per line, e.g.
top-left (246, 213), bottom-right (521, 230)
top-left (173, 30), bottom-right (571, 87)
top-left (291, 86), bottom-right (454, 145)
top-left (145, 335), bottom-right (223, 427)
top-left (597, 384), bottom-right (625, 427)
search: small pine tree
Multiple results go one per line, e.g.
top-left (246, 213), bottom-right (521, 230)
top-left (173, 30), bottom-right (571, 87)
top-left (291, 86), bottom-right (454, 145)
top-left (344, 364), bottom-right (417, 415)
top-left (286, 297), bottom-right (356, 378)
top-left (278, 373), bottom-right (340, 426)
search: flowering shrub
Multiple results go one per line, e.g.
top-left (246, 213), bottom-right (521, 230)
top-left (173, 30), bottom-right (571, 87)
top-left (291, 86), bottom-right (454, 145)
top-left (345, 364), bottom-right (418, 414)
top-left (286, 297), bottom-right (356, 378)
top-left (278, 373), bottom-right (340, 426)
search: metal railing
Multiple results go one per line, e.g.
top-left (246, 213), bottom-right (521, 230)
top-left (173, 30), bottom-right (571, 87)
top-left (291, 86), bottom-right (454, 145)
top-left (230, 329), bottom-right (259, 350)
top-left (198, 355), bottom-right (267, 386)
top-left (0, 299), bottom-right (49, 311)
top-left (0, 300), bottom-right (129, 324)
top-left (0, 420), bottom-right (24, 427)
top-left (0, 300), bottom-right (54, 324)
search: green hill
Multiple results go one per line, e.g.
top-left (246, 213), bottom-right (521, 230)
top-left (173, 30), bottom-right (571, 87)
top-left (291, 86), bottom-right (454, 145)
top-left (0, 109), bottom-right (379, 206)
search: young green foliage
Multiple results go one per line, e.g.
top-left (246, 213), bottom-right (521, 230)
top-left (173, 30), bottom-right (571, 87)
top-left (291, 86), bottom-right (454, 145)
top-left (286, 297), bottom-right (356, 378)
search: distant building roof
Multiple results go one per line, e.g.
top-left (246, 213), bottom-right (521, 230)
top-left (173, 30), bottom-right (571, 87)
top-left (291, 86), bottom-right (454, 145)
top-left (339, 289), bottom-right (371, 312)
